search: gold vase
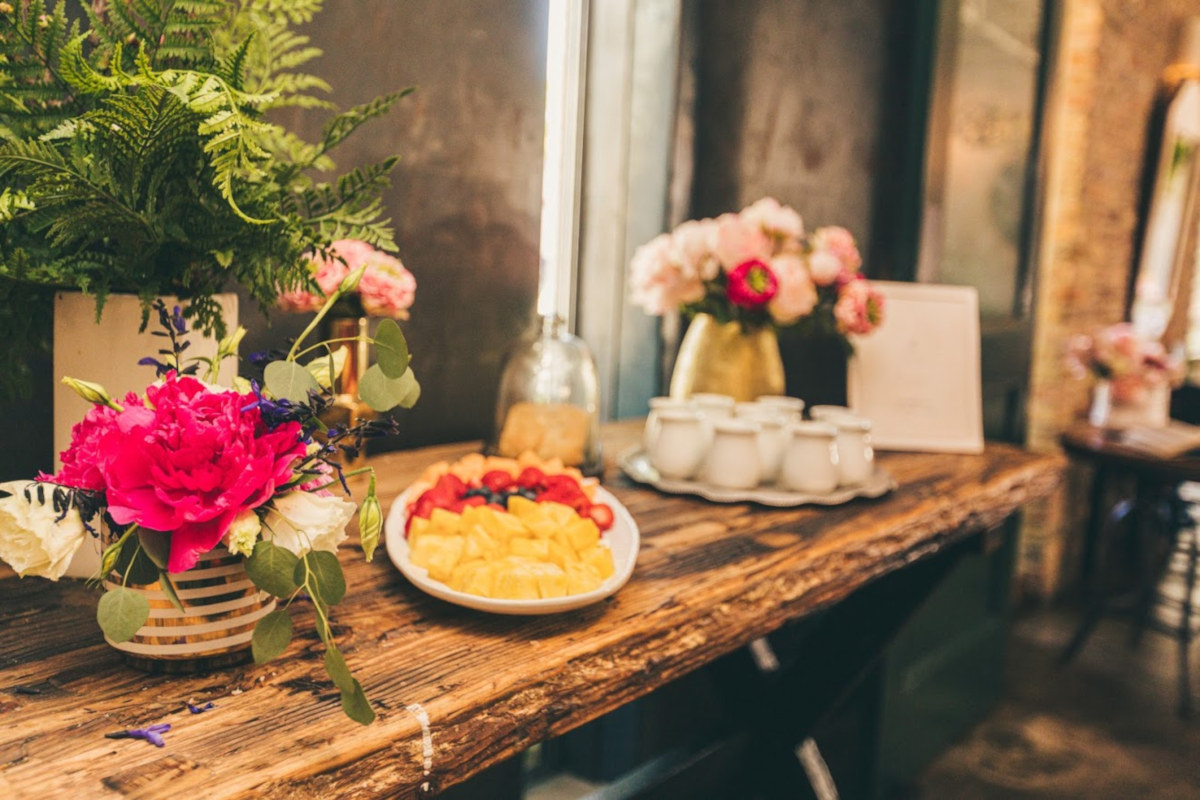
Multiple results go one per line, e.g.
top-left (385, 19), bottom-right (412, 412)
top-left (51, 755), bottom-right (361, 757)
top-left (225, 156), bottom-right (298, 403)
top-left (669, 313), bottom-right (785, 402)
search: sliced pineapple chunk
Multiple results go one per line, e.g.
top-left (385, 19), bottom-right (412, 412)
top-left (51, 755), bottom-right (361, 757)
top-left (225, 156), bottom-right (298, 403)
top-left (409, 533), bottom-right (465, 583)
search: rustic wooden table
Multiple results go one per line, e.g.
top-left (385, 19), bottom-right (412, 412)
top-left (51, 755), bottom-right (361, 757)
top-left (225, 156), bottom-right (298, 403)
top-left (0, 420), bottom-right (1063, 799)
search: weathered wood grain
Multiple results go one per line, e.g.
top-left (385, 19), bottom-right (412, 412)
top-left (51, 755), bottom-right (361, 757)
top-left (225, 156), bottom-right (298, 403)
top-left (0, 421), bottom-right (1064, 799)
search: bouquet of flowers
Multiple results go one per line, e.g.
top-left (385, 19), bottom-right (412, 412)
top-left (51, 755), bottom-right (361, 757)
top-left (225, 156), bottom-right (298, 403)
top-left (1066, 323), bottom-right (1184, 402)
top-left (277, 239), bottom-right (417, 319)
top-left (628, 197), bottom-right (885, 339)
top-left (0, 267), bottom-right (420, 724)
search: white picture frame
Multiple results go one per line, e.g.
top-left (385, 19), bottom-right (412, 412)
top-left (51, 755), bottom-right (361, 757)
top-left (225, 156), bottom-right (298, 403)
top-left (847, 281), bottom-right (984, 454)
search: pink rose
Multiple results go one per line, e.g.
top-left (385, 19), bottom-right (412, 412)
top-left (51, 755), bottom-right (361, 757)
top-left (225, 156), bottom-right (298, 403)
top-left (807, 250), bottom-right (843, 287)
top-left (812, 226), bottom-right (862, 272)
top-left (630, 233), bottom-right (706, 315)
top-left (359, 252), bottom-right (417, 319)
top-left (742, 197), bottom-right (804, 241)
top-left (714, 213), bottom-right (772, 271)
top-left (40, 393), bottom-right (140, 492)
top-left (726, 260), bottom-right (779, 309)
top-left (99, 376), bottom-right (306, 573)
top-left (833, 278), bottom-right (885, 335)
top-left (767, 254), bottom-right (817, 325)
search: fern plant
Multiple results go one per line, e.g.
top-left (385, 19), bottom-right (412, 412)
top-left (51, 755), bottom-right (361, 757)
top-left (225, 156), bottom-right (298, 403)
top-left (0, 0), bottom-right (412, 399)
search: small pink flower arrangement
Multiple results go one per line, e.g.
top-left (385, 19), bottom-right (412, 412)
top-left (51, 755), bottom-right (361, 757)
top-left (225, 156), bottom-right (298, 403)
top-left (278, 239), bottom-right (417, 319)
top-left (1066, 323), bottom-right (1184, 403)
top-left (629, 198), bottom-right (884, 339)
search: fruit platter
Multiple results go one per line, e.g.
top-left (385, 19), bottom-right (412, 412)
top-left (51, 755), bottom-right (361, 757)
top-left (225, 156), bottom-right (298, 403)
top-left (384, 454), bottom-right (639, 614)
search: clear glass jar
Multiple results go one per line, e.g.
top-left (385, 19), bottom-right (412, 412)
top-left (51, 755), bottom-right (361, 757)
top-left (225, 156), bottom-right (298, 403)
top-left (487, 315), bottom-right (602, 474)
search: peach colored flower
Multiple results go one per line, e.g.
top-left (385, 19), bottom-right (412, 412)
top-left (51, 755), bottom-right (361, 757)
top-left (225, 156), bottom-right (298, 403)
top-left (670, 219), bottom-right (721, 281)
top-left (812, 226), bottom-right (862, 272)
top-left (359, 251), bottom-right (417, 319)
top-left (833, 278), bottom-right (884, 335)
top-left (807, 250), bottom-right (843, 287)
top-left (629, 233), bottom-right (705, 315)
top-left (742, 197), bottom-right (804, 241)
top-left (714, 213), bottom-right (771, 271)
top-left (767, 254), bottom-right (818, 325)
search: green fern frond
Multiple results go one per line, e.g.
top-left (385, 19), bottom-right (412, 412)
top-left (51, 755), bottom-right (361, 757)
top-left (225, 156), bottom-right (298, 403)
top-left (321, 89), bottom-right (415, 154)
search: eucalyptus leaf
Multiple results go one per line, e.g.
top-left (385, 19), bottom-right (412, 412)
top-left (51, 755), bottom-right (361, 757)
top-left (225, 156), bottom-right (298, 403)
top-left (324, 646), bottom-right (355, 693)
top-left (157, 570), bottom-right (186, 613)
top-left (305, 345), bottom-right (348, 389)
top-left (295, 550), bottom-right (346, 605)
top-left (97, 588), bottom-right (150, 643)
top-left (373, 318), bottom-right (409, 378)
top-left (358, 365), bottom-right (420, 412)
top-left (341, 679), bottom-right (376, 725)
top-left (264, 360), bottom-right (320, 403)
top-left (138, 529), bottom-right (171, 569)
top-left (245, 540), bottom-right (300, 597)
top-left (114, 542), bottom-right (161, 585)
top-left (251, 609), bottom-right (294, 664)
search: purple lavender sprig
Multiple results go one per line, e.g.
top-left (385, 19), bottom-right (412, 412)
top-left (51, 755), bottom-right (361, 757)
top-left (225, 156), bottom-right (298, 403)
top-left (105, 723), bottom-right (171, 747)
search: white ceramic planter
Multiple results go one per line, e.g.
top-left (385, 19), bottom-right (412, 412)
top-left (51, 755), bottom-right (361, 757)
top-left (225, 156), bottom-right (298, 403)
top-left (53, 292), bottom-right (239, 577)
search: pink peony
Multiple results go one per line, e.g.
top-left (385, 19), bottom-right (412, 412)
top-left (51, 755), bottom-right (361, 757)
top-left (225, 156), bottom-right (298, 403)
top-left (726, 260), bottom-right (779, 309)
top-left (358, 251), bottom-right (417, 319)
top-left (629, 233), bottom-right (706, 315)
top-left (767, 254), bottom-right (817, 325)
top-left (714, 213), bottom-right (772, 271)
top-left (807, 250), bottom-right (843, 287)
top-left (811, 226), bottom-right (862, 273)
top-left (39, 393), bottom-right (136, 491)
top-left (833, 278), bottom-right (885, 335)
top-left (742, 197), bottom-right (804, 241)
top-left (99, 376), bottom-right (307, 573)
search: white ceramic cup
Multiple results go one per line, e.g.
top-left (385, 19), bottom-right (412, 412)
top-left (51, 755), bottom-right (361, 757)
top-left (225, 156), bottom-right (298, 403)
top-left (690, 393), bottom-right (736, 420)
top-left (649, 409), bottom-right (708, 480)
top-left (780, 421), bottom-right (839, 494)
top-left (826, 415), bottom-right (874, 486)
top-left (702, 418), bottom-right (761, 490)
top-left (733, 404), bottom-right (789, 483)
top-left (809, 404), bottom-right (854, 422)
top-left (644, 396), bottom-right (693, 451)
top-left (755, 395), bottom-right (806, 422)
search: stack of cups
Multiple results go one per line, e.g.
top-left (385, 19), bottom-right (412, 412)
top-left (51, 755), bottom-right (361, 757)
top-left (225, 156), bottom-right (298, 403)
top-left (645, 395), bottom-right (875, 493)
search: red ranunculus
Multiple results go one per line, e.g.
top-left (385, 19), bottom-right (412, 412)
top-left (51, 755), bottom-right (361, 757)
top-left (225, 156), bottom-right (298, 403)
top-left (99, 376), bottom-right (306, 572)
top-left (726, 259), bottom-right (779, 308)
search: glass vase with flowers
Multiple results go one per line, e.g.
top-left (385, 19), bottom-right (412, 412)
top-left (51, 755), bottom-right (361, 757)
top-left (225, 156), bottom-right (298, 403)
top-left (1067, 322), bottom-right (1184, 428)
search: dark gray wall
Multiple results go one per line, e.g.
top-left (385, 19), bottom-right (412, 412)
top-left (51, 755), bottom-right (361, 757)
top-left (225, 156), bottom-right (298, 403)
top-left (260, 0), bottom-right (549, 450)
top-left (692, 0), bottom-right (886, 239)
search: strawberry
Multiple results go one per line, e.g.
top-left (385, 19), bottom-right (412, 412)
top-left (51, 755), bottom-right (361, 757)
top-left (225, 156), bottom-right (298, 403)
top-left (516, 466), bottom-right (546, 489)
top-left (481, 470), bottom-right (514, 492)
top-left (587, 503), bottom-right (615, 531)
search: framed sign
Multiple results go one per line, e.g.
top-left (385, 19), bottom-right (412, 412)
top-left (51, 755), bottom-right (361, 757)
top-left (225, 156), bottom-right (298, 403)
top-left (847, 281), bottom-right (984, 453)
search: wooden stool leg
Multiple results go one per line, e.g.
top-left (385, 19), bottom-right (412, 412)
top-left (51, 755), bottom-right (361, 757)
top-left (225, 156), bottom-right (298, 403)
top-left (1062, 496), bottom-right (1134, 664)
top-left (1179, 526), bottom-right (1197, 719)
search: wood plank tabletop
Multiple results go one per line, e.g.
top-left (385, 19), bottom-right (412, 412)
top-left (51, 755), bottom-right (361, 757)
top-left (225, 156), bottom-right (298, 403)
top-left (0, 420), bottom-right (1064, 799)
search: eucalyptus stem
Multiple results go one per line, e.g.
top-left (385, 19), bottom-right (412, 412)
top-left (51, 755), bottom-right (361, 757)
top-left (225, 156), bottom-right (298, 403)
top-left (287, 265), bottom-right (368, 361)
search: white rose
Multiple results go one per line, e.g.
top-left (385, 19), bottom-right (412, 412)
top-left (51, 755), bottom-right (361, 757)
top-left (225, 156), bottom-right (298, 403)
top-left (261, 491), bottom-right (357, 557)
top-left (0, 481), bottom-right (88, 580)
top-left (768, 254), bottom-right (818, 325)
top-left (223, 508), bottom-right (263, 557)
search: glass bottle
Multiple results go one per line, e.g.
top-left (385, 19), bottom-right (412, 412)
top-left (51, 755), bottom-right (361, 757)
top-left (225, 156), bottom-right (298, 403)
top-left (488, 315), bottom-right (602, 474)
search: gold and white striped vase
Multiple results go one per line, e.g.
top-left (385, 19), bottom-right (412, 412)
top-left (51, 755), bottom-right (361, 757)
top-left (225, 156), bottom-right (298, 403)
top-left (103, 547), bottom-right (275, 674)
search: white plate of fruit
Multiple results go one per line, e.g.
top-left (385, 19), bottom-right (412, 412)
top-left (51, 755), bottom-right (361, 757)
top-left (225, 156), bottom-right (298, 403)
top-left (384, 454), bottom-right (640, 614)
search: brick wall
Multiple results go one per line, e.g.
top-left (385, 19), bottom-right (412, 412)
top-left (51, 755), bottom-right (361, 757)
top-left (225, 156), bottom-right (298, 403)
top-left (1022, 0), bottom-right (1200, 598)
